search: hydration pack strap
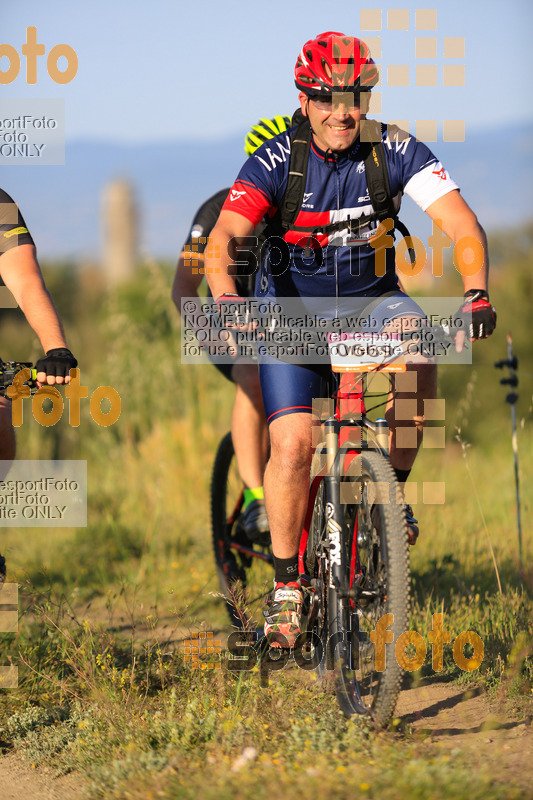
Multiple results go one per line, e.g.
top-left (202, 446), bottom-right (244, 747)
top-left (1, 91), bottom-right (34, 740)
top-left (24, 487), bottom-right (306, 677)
top-left (363, 123), bottom-right (415, 263)
top-left (278, 109), bottom-right (312, 233)
top-left (265, 111), bottom-right (416, 263)
top-left (281, 210), bottom-right (378, 237)
top-left (366, 149), bottom-right (393, 222)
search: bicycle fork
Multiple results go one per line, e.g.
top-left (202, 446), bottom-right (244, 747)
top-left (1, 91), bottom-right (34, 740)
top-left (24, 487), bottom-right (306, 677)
top-left (323, 417), bottom-right (346, 593)
top-left (323, 416), bottom-right (364, 676)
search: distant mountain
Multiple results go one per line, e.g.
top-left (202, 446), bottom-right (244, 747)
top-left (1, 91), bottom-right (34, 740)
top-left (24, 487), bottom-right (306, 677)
top-left (2, 123), bottom-right (532, 261)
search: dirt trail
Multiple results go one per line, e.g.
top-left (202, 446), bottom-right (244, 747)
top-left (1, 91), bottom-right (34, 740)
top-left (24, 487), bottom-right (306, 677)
top-left (1, 679), bottom-right (530, 798)
top-left (396, 681), bottom-right (533, 791)
top-left (4, 599), bottom-right (531, 796)
top-left (0, 753), bottom-right (85, 800)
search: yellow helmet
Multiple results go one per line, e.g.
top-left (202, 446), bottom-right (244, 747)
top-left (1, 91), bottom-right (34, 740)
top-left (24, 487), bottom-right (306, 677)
top-left (244, 115), bottom-right (291, 156)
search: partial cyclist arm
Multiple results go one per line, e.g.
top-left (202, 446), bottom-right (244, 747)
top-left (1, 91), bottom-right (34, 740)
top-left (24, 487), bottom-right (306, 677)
top-left (204, 210), bottom-right (255, 300)
top-left (425, 189), bottom-right (495, 349)
top-left (171, 253), bottom-right (203, 311)
top-left (0, 244), bottom-right (68, 352)
top-left (424, 189), bottom-right (489, 294)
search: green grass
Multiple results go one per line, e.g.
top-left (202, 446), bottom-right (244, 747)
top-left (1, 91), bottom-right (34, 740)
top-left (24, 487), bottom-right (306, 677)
top-left (1, 241), bottom-right (532, 798)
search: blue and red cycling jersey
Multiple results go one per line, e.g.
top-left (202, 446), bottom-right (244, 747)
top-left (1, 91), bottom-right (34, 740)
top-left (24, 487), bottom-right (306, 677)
top-left (222, 122), bottom-right (458, 302)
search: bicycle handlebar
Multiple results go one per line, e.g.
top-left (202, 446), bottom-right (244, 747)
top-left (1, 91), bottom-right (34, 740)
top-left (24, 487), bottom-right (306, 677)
top-left (0, 361), bottom-right (38, 397)
top-left (328, 322), bottom-right (467, 374)
top-left (399, 322), bottom-right (467, 355)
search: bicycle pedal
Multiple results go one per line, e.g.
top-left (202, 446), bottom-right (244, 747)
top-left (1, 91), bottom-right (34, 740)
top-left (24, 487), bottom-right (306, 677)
top-left (303, 590), bottom-right (320, 627)
top-left (267, 642), bottom-right (293, 654)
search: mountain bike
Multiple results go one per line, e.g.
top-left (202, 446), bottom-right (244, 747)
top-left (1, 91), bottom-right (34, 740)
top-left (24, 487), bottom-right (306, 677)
top-left (0, 361), bottom-right (37, 397)
top-left (301, 343), bottom-right (409, 725)
top-left (210, 325), bottom-right (454, 724)
top-left (303, 324), bottom-right (460, 723)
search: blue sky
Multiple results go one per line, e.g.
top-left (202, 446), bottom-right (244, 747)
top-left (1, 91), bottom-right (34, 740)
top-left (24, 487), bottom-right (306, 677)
top-left (2, 0), bottom-right (533, 143)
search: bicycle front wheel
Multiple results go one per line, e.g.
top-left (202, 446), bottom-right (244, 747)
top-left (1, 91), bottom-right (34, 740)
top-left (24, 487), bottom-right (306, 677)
top-left (329, 451), bottom-right (410, 726)
top-left (304, 475), bottom-right (331, 674)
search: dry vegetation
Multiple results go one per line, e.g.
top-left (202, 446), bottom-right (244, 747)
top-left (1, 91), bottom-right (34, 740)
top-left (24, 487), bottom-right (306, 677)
top-left (1, 228), bottom-right (532, 798)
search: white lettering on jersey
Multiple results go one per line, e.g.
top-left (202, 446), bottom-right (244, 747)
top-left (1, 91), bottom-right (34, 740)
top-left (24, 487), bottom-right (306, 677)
top-left (330, 205), bottom-right (373, 224)
top-left (264, 147), bottom-right (285, 170)
top-left (356, 161), bottom-right (365, 174)
top-left (303, 192), bottom-right (313, 203)
top-left (395, 138), bottom-right (411, 155)
top-left (230, 189), bottom-right (246, 201)
top-left (254, 155), bottom-right (272, 172)
top-left (254, 134), bottom-right (291, 173)
top-left (276, 134), bottom-right (291, 158)
top-left (329, 205), bottom-right (378, 247)
top-left (387, 302), bottom-right (403, 309)
top-left (384, 126), bottom-right (411, 156)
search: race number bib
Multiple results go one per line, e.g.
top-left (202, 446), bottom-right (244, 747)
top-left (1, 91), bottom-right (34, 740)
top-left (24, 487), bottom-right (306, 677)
top-left (327, 332), bottom-right (406, 373)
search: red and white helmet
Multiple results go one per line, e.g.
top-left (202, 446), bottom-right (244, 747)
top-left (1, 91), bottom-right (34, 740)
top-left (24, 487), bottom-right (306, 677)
top-left (294, 31), bottom-right (379, 96)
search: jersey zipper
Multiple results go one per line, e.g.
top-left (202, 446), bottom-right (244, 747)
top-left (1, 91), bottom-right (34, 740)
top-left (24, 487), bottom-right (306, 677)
top-left (333, 154), bottom-right (340, 309)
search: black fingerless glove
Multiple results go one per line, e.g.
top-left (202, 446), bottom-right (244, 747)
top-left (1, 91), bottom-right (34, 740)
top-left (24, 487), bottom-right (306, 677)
top-left (456, 290), bottom-right (497, 340)
top-left (35, 348), bottom-right (78, 378)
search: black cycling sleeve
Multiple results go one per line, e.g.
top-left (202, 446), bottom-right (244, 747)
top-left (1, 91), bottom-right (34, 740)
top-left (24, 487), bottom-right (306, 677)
top-left (0, 188), bottom-right (35, 256)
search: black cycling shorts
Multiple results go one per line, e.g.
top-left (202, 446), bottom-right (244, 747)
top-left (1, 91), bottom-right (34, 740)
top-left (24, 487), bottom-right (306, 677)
top-left (259, 292), bottom-right (425, 424)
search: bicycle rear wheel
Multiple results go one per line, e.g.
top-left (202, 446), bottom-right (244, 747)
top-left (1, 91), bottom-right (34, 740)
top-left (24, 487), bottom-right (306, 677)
top-left (211, 432), bottom-right (272, 628)
top-left (329, 451), bottom-right (410, 725)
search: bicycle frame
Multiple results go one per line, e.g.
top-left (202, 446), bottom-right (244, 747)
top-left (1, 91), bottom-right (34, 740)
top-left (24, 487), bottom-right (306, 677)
top-left (221, 321), bottom-right (451, 576)
top-left (223, 366), bottom-right (398, 576)
top-left (224, 489), bottom-right (273, 566)
top-left (214, 323), bottom-right (447, 719)
top-left (298, 367), bottom-right (396, 584)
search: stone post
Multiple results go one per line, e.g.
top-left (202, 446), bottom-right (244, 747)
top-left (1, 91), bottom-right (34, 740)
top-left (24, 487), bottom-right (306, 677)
top-left (101, 178), bottom-right (138, 284)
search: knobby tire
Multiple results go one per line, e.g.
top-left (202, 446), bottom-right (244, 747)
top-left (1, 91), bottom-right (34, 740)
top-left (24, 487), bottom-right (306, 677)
top-left (329, 451), bottom-right (410, 725)
top-left (211, 432), bottom-right (248, 628)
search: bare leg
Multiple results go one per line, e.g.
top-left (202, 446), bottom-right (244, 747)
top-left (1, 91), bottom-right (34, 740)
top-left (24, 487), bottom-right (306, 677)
top-left (263, 412), bottom-right (313, 559)
top-left (381, 316), bottom-right (437, 471)
top-left (230, 363), bottom-right (268, 489)
top-left (387, 363), bottom-right (437, 471)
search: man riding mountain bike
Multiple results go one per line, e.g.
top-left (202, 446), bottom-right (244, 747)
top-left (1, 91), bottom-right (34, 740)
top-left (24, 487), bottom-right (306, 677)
top-left (172, 116), bottom-right (291, 542)
top-left (204, 32), bottom-right (496, 646)
top-left (0, 187), bottom-right (78, 583)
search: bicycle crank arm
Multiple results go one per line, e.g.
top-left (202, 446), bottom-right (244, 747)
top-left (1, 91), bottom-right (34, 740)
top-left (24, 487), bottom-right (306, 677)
top-left (230, 541), bottom-right (274, 564)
